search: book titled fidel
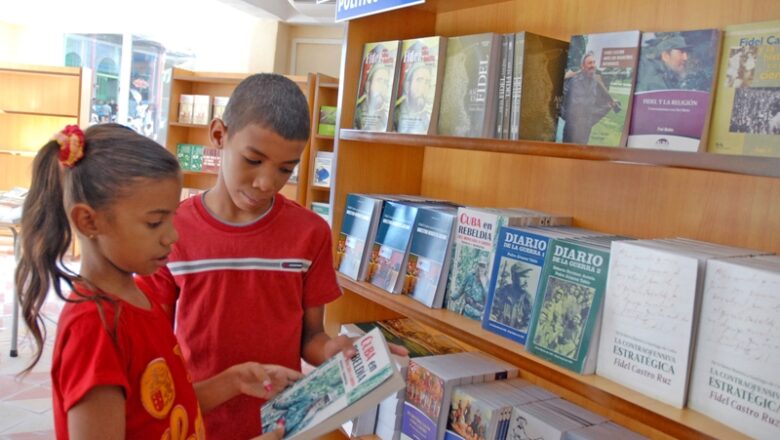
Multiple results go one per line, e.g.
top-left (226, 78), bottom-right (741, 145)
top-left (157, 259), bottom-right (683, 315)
top-left (260, 328), bottom-right (404, 440)
top-left (707, 20), bottom-right (780, 157)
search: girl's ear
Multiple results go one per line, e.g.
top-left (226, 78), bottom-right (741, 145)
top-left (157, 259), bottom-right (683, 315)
top-left (70, 203), bottom-right (100, 238)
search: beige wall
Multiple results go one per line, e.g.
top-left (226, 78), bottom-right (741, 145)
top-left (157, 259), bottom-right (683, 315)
top-left (273, 23), bottom-right (292, 74)
top-left (275, 24), bottom-right (344, 77)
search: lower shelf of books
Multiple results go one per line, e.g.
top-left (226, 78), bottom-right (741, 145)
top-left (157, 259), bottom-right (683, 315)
top-left (328, 273), bottom-right (750, 440)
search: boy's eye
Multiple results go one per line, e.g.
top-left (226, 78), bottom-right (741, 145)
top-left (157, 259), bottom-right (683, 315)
top-left (281, 168), bottom-right (294, 174)
top-left (244, 157), bottom-right (262, 165)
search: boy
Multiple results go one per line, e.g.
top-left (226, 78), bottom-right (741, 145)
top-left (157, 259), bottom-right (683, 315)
top-left (144, 74), bottom-right (354, 439)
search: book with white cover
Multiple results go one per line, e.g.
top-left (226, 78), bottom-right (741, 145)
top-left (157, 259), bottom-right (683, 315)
top-left (260, 328), bottom-right (404, 440)
top-left (597, 239), bottom-right (761, 407)
top-left (688, 256), bottom-right (780, 440)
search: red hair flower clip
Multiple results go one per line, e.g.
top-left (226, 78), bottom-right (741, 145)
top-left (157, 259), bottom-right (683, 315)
top-left (53, 125), bottom-right (85, 168)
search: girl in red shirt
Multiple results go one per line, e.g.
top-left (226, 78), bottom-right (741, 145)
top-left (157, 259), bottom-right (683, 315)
top-left (16, 124), bottom-right (301, 439)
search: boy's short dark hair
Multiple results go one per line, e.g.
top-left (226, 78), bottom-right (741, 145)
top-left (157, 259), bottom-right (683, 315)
top-left (222, 73), bottom-right (310, 141)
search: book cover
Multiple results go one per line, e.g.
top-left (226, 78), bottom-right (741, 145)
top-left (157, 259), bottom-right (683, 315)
top-left (178, 94), bottom-right (194, 124)
top-left (511, 32), bottom-right (570, 142)
top-left (201, 147), bottom-right (221, 174)
top-left (189, 145), bottom-right (203, 171)
top-left (313, 151), bottom-right (333, 188)
top-left (213, 96), bottom-right (229, 120)
top-left (350, 318), bottom-right (474, 358)
top-left (628, 29), bottom-right (722, 151)
top-left (318, 105), bottom-right (337, 136)
top-left (688, 256), bottom-right (780, 439)
top-left (482, 226), bottom-right (549, 345)
top-left (191, 94), bottom-right (211, 125)
top-left (311, 202), bottom-right (331, 224)
top-left (288, 164), bottom-right (299, 184)
top-left (393, 36), bottom-right (447, 135)
top-left (366, 201), bottom-right (420, 293)
top-left (354, 40), bottom-right (402, 132)
top-left (526, 239), bottom-right (611, 374)
top-left (402, 206), bottom-right (458, 308)
top-left (556, 31), bottom-right (641, 147)
top-left (437, 33), bottom-right (502, 138)
top-left (176, 143), bottom-right (192, 171)
top-left (260, 328), bottom-right (404, 440)
top-left (336, 194), bottom-right (385, 281)
top-left (707, 20), bottom-right (780, 157)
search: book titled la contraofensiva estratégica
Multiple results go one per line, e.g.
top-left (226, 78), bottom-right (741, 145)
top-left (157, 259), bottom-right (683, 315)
top-left (260, 328), bottom-right (405, 440)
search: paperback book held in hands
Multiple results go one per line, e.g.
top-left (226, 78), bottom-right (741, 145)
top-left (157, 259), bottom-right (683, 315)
top-left (260, 328), bottom-right (404, 440)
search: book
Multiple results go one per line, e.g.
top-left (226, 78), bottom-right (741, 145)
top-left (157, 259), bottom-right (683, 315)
top-left (510, 32), bottom-right (570, 141)
top-left (260, 328), bottom-right (404, 440)
top-left (564, 421), bottom-right (648, 440)
top-left (401, 205), bottom-right (458, 308)
top-left (393, 36), bottom-right (448, 135)
top-left (508, 398), bottom-right (608, 440)
top-left (288, 164), bottom-right (299, 184)
top-left (366, 201), bottom-right (421, 293)
top-left (176, 143), bottom-right (192, 171)
top-left (707, 20), bottom-right (780, 157)
top-left (496, 33), bottom-right (512, 139)
top-left (213, 96), bottom-right (229, 120)
top-left (445, 207), bottom-right (572, 322)
top-left (628, 29), bottom-right (722, 151)
top-left (189, 145), bottom-right (203, 171)
top-left (311, 202), bottom-right (331, 224)
top-left (318, 105), bottom-right (337, 136)
top-left (354, 40), bottom-right (402, 132)
top-left (337, 193), bottom-right (385, 281)
top-left (437, 33), bottom-right (502, 138)
top-left (0, 187), bottom-right (27, 224)
top-left (313, 151), bottom-right (333, 187)
top-left (526, 237), bottom-right (618, 374)
top-left (201, 147), bottom-right (221, 173)
top-left (596, 239), bottom-right (762, 407)
top-left (556, 31), bottom-right (641, 147)
top-left (344, 318), bottom-right (475, 358)
top-left (178, 94), bottom-right (194, 124)
top-left (687, 255), bottom-right (780, 439)
top-left (191, 94), bottom-right (211, 125)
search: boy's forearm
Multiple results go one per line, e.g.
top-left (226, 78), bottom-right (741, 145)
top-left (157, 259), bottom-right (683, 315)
top-left (193, 370), bottom-right (239, 413)
top-left (301, 331), bottom-right (331, 366)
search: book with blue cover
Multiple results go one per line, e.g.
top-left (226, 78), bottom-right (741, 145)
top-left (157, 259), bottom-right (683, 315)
top-left (401, 205), bottom-right (458, 308)
top-left (336, 194), bottom-right (385, 281)
top-left (366, 201), bottom-right (421, 293)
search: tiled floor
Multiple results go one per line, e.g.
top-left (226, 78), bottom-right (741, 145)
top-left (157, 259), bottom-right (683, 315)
top-left (0, 235), bottom-right (69, 439)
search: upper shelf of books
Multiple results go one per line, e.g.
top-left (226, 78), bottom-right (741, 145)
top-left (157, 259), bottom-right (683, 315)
top-left (338, 129), bottom-right (780, 178)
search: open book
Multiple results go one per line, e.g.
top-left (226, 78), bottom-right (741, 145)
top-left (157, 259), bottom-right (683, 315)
top-left (260, 328), bottom-right (405, 439)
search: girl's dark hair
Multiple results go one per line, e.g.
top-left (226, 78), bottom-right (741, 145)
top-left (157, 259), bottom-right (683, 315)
top-left (15, 123), bottom-right (180, 373)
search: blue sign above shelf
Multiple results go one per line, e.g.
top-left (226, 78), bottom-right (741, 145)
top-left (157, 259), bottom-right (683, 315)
top-left (335, 0), bottom-right (426, 22)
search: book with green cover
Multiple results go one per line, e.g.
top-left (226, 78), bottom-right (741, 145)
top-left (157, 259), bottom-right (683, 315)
top-left (318, 105), bottom-right (337, 136)
top-left (510, 32), bottom-right (569, 141)
top-left (437, 33), bottom-right (502, 138)
top-left (707, 20), bottom-right (780, 157)
top-left (354, 40), bottom-right (401, 132)
top-left (526, 238), bottom-right (612, 374)
top-left (393, 36), bottom-right (447, 135)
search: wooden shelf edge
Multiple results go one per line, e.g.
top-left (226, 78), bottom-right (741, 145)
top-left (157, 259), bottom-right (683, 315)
top-left (315, 134), bottom-right (336, 140)
top-left (0, 110), bottom-right (78, 118)
top-left (311, 185), bottom-right (332, 191)
top-left (336, 273), bottom-right (750, 440)
top-left (182, 170), bottom-right (218, 177)
top-left (320, 82), bottom-right (339, 89)
top-left (169, 122), bottom-right (210, 129)
top-left (338, 129), bottom-right (780, 179)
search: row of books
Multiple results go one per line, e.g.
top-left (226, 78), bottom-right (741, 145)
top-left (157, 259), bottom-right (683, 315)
top-left (177, 94), bottom-right (229, 125)
top-left (353, 20), bottom-right (780, 156)
top-left (340, 318), bottom-right (647, 440)
top-left (175, 143), bottom-right (221, 173)
top-left (336, 194), bottom-right (780, 439)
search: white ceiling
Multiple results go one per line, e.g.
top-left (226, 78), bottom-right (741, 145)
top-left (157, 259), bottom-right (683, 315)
top-left (220, 0), bottom-right (338, 24)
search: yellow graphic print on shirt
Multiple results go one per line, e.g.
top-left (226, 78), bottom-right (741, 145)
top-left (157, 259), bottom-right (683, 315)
top-left (141, 358), bottom-right (176, 419)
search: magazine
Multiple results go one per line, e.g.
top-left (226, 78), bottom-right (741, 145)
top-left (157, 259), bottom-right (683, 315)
top-left (260, 328), bottom-right (404, 439)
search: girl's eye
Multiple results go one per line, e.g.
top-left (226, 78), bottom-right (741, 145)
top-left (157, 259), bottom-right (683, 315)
top-left (245, 157), bottom-right (261, 165)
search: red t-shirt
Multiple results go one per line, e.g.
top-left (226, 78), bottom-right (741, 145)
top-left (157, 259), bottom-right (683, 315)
top-left (143, 193), bottom-right (341, 440)
top-left (51, 279), bottom-right (204, 439)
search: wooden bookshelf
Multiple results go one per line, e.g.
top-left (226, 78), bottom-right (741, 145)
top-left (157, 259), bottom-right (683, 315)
top-left (305, 73), bottom-right (339, 222)
top-left (323, 1), bottom-right (780, 439)
top-left (0, 63), bottom-right (91, 190)
top-left (165, 68), bottom-right (309, 204)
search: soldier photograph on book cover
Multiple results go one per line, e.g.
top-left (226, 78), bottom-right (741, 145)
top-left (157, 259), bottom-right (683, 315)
top-left (360, 319), bottom-right (469, 357)
top-left (447, 250), bottom-right (490, 321)
top-left (448, 388), bottom-right (491, 440)
top-left (636, 30), bottom-right (720, 92)
top-left (368, 243), bottom-right (402, 291)
top-left (406, 362), bottom-right (446, 421)
top-left (532, 276), bottom-right (596, 360)
top-left (261, 363), bottom-right (345, 437)
top-left (557, 32), bottom-right (639, 146)
top-left (394, 39), bottom-right (438, 134)
top-left (336, 232), bottom-right (362, 278)
top-left (729, 87), bottom-right (780, 134)
top-left (354, 42), bottom-right (396, 131)
top-left (403, 253), bottom-right (442, 299)
top-left (487, 258), bottom-right (540, 335)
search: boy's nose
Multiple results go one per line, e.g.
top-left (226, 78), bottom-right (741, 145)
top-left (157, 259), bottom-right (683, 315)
top-left (253, 174), bottom-right (275, 192)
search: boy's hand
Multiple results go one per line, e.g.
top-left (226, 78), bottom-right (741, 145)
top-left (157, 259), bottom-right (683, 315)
top-left (230, 362), bottom-right (302, 400)
top-left (252, 419), bottom-right (285, 440)
top-left (323, 334), bottom-right (357, 359)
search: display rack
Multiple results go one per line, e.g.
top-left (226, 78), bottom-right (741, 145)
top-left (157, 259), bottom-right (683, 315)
top-left (323, 1), bottom-right (780, 439)
top-left (305, 73), bottom-right (339, 220)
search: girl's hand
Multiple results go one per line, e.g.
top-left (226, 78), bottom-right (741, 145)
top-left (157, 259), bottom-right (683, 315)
top-left (231, 362), bottom-right (302, 400)
top-left (252, 419), bottom-right (285, 440)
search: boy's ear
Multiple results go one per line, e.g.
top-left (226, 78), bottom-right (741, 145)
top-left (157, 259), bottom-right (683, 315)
top-left (209, 118), bottom-right (228, 150)
top-left (70, 203), bottom-right (100, 238)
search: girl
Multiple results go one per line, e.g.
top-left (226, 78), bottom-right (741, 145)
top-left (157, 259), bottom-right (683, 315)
top-left (16, 124), bottom-right (299, 439)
